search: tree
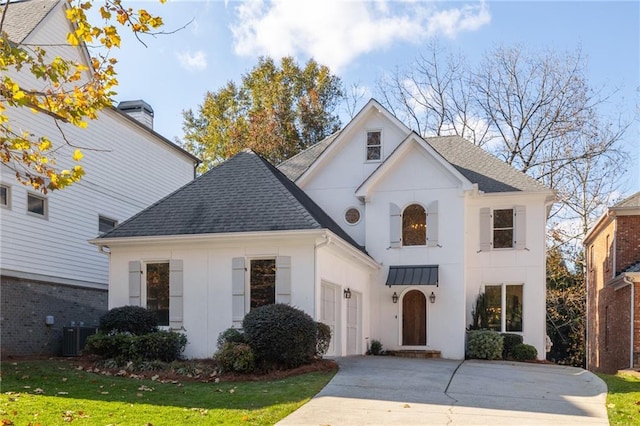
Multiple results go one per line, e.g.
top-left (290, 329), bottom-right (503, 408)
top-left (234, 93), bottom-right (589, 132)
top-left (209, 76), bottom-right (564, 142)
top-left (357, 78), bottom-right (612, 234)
top-left (1, 0), bottom-right (165, 192)
top-left (182, 56), bottom-right (343, 170)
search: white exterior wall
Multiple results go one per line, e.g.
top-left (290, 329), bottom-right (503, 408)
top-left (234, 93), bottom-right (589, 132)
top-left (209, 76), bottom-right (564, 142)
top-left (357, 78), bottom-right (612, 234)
top-left (107, 235), bottom-right (322, 359)
top-left (465, 193), bottom-right (550, 358)
top-left (0, 3), bottom-right (196, 288)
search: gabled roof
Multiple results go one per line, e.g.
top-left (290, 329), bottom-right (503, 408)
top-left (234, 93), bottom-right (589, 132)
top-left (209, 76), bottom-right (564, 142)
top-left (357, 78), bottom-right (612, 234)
top-left (1, 0), bottom-right (59, 43)
top-left (98, 150), bottom-right (364, 252)
top-left (425, 136), bottom-right (550, 193)
top-left (613, 191), bottom-right (640, 209)
top-left (278, 132), bottom-right (340, 181)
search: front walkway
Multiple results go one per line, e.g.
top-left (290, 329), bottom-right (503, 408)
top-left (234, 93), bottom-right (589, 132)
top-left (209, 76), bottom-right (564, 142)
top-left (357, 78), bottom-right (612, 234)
top-left (277, 356), bottom-right (609, 425)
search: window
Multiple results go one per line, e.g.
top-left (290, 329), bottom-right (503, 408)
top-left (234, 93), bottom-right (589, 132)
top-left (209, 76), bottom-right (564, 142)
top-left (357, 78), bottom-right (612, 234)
top-left (402, 204), bottom-right (426, 246)
top-left (99, 216), bottom-right (117, 233)
top-left (0, 184), bottom-right (9, 208)
top-left (605, 235), bottom-right (611, 272)
top-left (484, 284), bottom-right (523, 332)
top-left (27, 193), bottom-right (46, 217)
top-left (366, 130), bottom-right (381, 161)
top-left (146, 262), bottom-right (170, 326)
top-left (345, 207), bottom-right (361, 225)
top-left (250, 259), bottom-right (276, 309)
top-left (493, 209), bottom-right (514, 248)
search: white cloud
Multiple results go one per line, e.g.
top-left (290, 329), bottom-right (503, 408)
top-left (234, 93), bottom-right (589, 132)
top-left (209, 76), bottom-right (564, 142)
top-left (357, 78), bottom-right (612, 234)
top-left (176, 50), bottom-right (208, 71)
top-left (229, 0), bottom-right (491, 72)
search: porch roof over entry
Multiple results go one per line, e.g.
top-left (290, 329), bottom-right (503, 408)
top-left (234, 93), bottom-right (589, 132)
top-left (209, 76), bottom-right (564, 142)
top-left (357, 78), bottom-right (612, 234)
top-left (386, 265), bottom-right (439, 286)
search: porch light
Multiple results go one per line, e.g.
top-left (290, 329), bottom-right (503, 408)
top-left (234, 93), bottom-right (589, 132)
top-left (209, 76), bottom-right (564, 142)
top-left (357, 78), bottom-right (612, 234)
top-left (344, 288), bottom-right (352, 299)
top-left (429, 292), bottom-right (436, 304)
top-left (392, 292), bottom-right (399, 304)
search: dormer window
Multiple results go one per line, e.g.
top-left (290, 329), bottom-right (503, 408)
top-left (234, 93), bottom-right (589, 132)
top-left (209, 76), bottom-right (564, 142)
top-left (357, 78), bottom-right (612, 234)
top-left (366, 130), bottom-right (381, 161)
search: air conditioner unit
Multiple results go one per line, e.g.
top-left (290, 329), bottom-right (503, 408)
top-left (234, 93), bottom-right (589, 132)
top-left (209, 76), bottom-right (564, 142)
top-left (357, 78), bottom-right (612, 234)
top-left (62, 326), bottom-right (98, 356)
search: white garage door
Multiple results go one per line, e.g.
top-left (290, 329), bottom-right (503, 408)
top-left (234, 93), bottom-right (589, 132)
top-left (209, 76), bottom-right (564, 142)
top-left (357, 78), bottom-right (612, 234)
top-left (320, 282), bottom-right (338, 356)
top-left (346, 291), bottom-right (360, 355)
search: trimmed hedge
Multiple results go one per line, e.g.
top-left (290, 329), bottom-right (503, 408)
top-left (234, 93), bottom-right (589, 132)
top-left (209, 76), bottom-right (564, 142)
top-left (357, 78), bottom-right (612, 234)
top-left (99, 306), bottom-right (158, 335)
top-left (243, 304), bottom-right (317, 369)
top-left (84, 330), bottom-right (187, 364)
top-left (467, 330), bottom-right (503, 360)
top-left (511, 343), bottom-right (538, 361)
top-left (216, 327), bottom-right (246, 350)
top-left (215, 342), bottom-right (255, 373)
top-left (501, 333), bottom-right (524, 360)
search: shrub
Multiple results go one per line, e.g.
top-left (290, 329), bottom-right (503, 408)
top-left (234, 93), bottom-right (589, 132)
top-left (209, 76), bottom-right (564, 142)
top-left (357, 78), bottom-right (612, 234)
top-left (511, 343), bottom-right (538, 361)
top-left (467, 330), bottom-right (503, 360)
top-left (369, 339), bottom-right (383, 355)
top-left (501, 333), bottom-right (524, 359)
top-left (84, 330), bottom-right (187, 364)
top-left (316, 322), bottom-right (331, 357)
top-left (243, 303), bottom-right (317, 369)
top-left (99, 305), bottom-right (158, 335)
top-left (215, 342), bottom-right (256, 373)
top-left (216, 327), bottom-right (246, 350)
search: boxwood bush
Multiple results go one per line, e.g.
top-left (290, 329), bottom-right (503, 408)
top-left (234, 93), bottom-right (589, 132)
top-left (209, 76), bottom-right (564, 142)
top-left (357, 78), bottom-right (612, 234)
top-left (501, 333), bottom-right (524, 360)
top-left (215, 342), bottom-right (255, 373)
top-left (216, 327), bottom-right (246, 350)
top-left (511, 343), bottom-right (538, 361)
top-left (84, 331), bottom-right (187, 364)
top-left (467, 330), bottom-right (503, 360)
top-left (99, 305), bottom-right (158, 335)
top-left (243, 303), bottom-right (317, 369)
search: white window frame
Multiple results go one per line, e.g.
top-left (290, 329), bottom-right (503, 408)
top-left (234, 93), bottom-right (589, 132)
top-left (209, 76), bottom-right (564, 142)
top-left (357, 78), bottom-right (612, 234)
top-left (246, 257), bottom-right (277, 313)
top-left (26, 192), bottom-right (47, 219)
top-left (492, 208), bottom-right (514, 249)
top-left (0, 184), bottom-right (10, 209)
top-left (483, 283), bottom-right (524, 333)
top-left (365, 129), bottom-right (382, 162)
top-left (142, 260), bottom-right (171, 328)
top-left (344, 206), bottom-right (362, 226)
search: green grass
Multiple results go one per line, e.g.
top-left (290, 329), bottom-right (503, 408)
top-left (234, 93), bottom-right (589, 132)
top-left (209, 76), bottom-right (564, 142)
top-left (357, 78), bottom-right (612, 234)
top-left (0, 359), bottom-right (336, 425)
top-left (597, 372), bottom-right (640, 426)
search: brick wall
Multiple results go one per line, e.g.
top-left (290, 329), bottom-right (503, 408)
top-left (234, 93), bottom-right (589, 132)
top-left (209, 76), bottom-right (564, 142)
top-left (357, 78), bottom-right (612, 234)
top-left (635, 281), bottom-right (640, 368)
top-left (595, 284), bottom-right (631, 374)
top-left (615, 215), bottom-right (640, 274)
top-left (0, 276), bottom-right (107, 357)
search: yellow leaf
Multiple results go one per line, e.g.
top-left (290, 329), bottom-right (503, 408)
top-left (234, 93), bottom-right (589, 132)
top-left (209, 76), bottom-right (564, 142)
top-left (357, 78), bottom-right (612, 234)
top-left (72, 149), bottom-right (83, 161)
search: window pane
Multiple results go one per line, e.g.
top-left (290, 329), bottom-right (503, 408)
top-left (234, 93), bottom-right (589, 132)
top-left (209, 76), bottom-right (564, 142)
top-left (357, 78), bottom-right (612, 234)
top-left (0, 186), bottom-right (7, 206)
top-left (367, 146), bottom-right (380, 161)
top-left (506, 285), bottom-right (523, 332)
top-left (485, 285), bottom-right (502, 331)
top-left (146, 263), bottom-right (170, 326)
top-left (494, 209), bottom-right (513, 228)
top-left (251, 259), bottom-right (276, 309)
top-left (493, 229), bottom-right (514, 248)
top-left (345, 208), bottom-right (360, 224)
top-left (27, 194), bottom-right (45, 215)
top-left (402, 204), bottom-right (426, 246)
top-left (99, 216), bottom-right (117, 233)
top-left (367, 131), bottom-right (380, 146)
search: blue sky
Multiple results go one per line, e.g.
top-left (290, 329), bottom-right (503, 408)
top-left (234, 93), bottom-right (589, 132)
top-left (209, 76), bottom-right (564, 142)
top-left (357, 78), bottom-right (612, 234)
top-left (107, 0), bottom-right (639, 192)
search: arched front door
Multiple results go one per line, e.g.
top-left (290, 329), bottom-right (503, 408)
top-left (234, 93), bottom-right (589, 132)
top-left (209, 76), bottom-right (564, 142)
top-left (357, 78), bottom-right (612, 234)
top-left (402, 290), bottom-right (426, 346)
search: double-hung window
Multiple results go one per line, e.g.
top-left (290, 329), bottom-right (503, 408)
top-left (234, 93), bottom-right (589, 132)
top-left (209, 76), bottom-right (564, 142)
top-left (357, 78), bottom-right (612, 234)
top-left (366, 130), bottom-right (381, 161)
top-left (250, 259), bottom-right (276, 309)
top-left (484, 284), bottom-right (523, 332)
top-left (479, 206), bottom-right (526, 251)
top-left (0, 184), bottom-right (10, 208)
top-left (146, 262), bottom-right (170, 326)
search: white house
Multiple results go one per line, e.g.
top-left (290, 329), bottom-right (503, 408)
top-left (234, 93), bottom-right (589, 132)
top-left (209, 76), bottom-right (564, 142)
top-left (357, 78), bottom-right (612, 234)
top-left (93, 99), bottom-right (555, 359)
top-left (0, 0), bottom-right (199, 356)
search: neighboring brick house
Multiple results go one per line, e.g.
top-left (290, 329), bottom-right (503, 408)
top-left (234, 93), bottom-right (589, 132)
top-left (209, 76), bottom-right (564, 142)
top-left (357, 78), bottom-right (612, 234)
top-left (584, 192), bottom-right (640, 373)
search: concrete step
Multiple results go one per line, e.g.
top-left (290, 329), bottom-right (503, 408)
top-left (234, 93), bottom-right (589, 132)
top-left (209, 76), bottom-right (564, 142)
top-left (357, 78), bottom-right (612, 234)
top-left (387, 350), bottom-right (441, 359)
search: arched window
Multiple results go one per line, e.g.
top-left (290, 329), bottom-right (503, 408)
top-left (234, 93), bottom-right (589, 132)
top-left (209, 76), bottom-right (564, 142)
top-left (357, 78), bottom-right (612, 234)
top-left (402, 204), bottom-right (426, 246)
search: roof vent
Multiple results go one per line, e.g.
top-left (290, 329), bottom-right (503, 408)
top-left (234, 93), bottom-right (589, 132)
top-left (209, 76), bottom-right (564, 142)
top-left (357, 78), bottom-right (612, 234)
top-left (117, 100), bottom-right (154, 129)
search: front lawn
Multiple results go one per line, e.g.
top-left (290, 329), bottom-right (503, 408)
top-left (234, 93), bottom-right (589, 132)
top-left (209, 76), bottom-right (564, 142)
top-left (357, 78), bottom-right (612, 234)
top-left (0, 358), bottom-right (336, 425)
top-left (597, 372), bottom-right (640, 426)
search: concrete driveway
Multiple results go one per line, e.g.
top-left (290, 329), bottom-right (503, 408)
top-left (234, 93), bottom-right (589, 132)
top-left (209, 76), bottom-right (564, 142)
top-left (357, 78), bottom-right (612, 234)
top-left (277, 356), bottom-right (609, 425)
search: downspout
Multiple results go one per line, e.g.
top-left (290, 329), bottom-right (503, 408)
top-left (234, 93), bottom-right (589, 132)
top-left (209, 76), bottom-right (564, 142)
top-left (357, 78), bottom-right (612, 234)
top-left (314, 234), bottom-right (331, 319)
top-left (627, 275), bottom-right (635, 369)
top-left (613, 218), bottom-right (618, 280)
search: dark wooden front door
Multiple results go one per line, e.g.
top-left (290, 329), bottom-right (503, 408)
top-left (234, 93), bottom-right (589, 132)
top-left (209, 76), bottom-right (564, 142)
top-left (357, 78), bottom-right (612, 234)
top-left (402, 290), bottom-right (426, 345)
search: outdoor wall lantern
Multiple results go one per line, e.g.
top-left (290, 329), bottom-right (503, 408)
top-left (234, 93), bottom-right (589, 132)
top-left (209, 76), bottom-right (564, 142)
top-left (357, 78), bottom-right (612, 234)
top-left (392, 292), bottom-right (399, 304)
top-left (344, 288), bottom-right (352, 299)
top-left (429, 292), bottom-right (436, 304)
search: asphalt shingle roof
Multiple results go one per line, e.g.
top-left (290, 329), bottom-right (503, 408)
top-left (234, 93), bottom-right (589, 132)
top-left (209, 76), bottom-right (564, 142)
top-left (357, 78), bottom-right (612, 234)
top-left (613, 192), bottom-right (640, 209)
top-left (278, 132), bottom-right (339, 181)
top-left (2, 0), bottom-right (58, 43)
top-left (624, 261), bottom-right (640, 273)
top-left (100, 150), bottom-right (364, 252)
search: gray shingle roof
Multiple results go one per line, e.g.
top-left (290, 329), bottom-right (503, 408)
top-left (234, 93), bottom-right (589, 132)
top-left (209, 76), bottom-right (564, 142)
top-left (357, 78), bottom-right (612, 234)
top-left (425, 136), bottom-right (549, 193)
top-left (278, 132), bottom-right (340, 181)
top-left (277, 132), bottom-right (550, 193)
top-left (613, 192), bottom-right (640, 209)
top-left (99, 150), bottom-right (364, 252)
top-left (2, 0), bottom-right (58, 43)
top-left (624, 261), bottom-right (640, 273)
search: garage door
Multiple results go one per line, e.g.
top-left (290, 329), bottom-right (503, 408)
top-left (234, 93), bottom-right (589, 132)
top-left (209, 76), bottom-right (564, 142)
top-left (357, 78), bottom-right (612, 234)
top-left (346, 291), bottom-right (360, 355)
top-left (320, 283), bottom-right (337, 356)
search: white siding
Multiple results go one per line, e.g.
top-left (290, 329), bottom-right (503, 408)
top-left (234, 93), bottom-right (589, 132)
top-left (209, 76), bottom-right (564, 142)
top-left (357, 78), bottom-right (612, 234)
top-left (0, 4), bottom-right (196, 287)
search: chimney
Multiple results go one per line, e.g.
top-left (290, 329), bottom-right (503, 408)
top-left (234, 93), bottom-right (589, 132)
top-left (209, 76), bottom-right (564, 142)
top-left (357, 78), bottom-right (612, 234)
top-left (117, 100), bottom-right (154, 129)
